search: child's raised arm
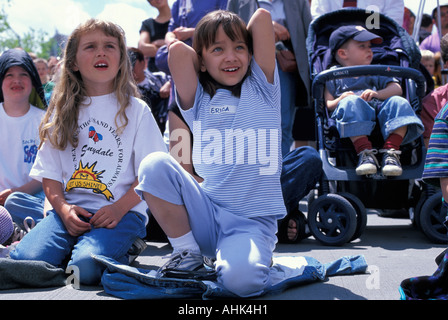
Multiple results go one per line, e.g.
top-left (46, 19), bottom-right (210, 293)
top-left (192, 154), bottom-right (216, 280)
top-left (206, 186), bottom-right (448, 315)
top-left (247, 8), bottom-right (276, 83)
top-left (168, 41), bottom-right (200, 110)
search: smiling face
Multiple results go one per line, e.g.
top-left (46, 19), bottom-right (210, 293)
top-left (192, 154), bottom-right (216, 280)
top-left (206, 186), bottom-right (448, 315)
top-left (73, 29), bottom-right (121, 96)
top-left (2, 65), bottom-right (32, 105)
top-left (199, 25), bottom-right (251, 88)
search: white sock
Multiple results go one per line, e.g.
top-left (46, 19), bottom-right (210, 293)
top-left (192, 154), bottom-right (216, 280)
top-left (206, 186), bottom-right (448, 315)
top-left (168, 231), bottom-right (201, 254)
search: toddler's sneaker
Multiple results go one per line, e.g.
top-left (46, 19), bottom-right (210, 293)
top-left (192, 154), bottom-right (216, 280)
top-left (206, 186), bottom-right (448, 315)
top-left (356, 149), bottom-right (379, 175)
top-left (158, 249), bottom-right (217, 280)
top-left (380, 149), bottom-right (402, 176)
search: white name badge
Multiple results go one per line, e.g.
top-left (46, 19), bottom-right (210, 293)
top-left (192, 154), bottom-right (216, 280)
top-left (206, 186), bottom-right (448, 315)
top-left (209, 105), bottom-right (237, 115)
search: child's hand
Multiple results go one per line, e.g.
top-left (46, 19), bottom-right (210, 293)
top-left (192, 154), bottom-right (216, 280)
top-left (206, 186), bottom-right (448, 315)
top-left (272, 21), bottom-right (290, 42)
top-left (360, 89), bottom-right (378, 101)
top-left (0, 189), bottom-right (13, 205)
top-left (340, 91), bottom-right (355, 99)
top-left (172, 27), bottom-right (194, 42)
top-left (159, 81), bottom-right (171, 99)
top-left (90, 204), bottom-right (123, 229)
top-left (61, 205), bottom-right (92, 237)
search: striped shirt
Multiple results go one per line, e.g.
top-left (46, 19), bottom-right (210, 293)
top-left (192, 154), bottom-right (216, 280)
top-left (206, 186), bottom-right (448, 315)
top-left (181, 58), bottom-right (286, 219)
top-left (423, 103), bottom-right (448, 187)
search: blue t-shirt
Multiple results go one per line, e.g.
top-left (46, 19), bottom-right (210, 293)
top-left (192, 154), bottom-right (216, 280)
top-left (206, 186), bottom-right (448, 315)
top-left (326, 64), bottom-right (398, 98)
top-left (180, 59), bottom-right (286, 219)
top-left (326, 74), bottom-right (396, 99)
top-left (169, 0), bottom-right (228, 46)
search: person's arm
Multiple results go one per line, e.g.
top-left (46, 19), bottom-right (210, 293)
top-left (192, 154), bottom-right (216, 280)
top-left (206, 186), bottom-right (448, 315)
top-left (359, 81), bottom-right (402, 101)
top-left (172, 27), bottom-right (195, 42)
top-left (168, 40), bottom-right (200, 110)
top-left (324, 87), bottom-right (355, 111)
top-left (89, 179), bottom-right (142, 229)
top-left (247, 8), bottom-right (276, 83)
top-left (138, 31), bottom-right (165, 58)
top-left (0, 179), bottom-right (42, 205)
top-left (43, 178), bottom-right (92, 236)
top-left (168, 111), bottom-right (203, 183)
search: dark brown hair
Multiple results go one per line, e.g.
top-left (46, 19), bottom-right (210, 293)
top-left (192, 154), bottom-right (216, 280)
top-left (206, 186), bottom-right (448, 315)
top-left (193, 10), bottom-right (252, 97)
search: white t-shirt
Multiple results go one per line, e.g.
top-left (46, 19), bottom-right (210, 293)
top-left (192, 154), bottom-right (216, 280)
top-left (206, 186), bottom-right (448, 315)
top-left (0, 103), bottom-right (45, 190)
top-left (181, 59), bottom-right (286, 219)
top-left (30, 93), bottom-right (167, 223)
top-left (310, 0), bottom-right (404, 26)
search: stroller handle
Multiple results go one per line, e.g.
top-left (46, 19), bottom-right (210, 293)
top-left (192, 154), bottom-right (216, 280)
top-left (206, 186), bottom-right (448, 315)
top-left (312, 65), bottom-right (427, 105)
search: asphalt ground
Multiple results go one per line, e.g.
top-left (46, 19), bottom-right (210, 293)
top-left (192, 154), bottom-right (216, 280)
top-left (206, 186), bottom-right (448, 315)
top-left (0, 209), bottom-right (445, 306)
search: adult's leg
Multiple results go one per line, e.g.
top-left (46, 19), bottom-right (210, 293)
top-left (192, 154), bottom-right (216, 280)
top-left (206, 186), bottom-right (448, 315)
top-left (281, 146), bottom-right (322, 213)
top-left (278, 66), bottom-right (297, 157)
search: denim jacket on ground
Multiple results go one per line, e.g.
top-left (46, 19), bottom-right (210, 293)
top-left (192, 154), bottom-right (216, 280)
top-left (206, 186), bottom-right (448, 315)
top-left (92, 254), bottom-right (368, 299)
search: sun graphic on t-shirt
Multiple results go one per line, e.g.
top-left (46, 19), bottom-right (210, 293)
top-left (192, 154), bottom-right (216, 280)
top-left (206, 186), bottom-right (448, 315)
top-left (66, 161), bottom-right (114, 200)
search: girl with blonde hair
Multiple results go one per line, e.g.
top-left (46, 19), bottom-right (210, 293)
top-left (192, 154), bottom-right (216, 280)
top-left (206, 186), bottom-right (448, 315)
top-left (10, 19), bottom-right (166, 285)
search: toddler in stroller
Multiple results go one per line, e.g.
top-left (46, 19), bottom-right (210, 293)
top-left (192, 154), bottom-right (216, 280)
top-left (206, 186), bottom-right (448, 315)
top-left (306, 9), bottom-right (429, 246)
top-left (325, 25), bottom-right (424, 177)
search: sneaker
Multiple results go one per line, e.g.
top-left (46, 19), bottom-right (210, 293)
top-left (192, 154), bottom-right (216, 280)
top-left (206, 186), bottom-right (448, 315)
top-left (158, 249), bottom-right (217, 280)
top-left (356, 149), bottom-right (379, 175)
top-left (3, 223), bottom-right (27, 246)
top-left (380, 149), bottom-right (402, 176)
top-left (127, 237), bottom-right (147, 264)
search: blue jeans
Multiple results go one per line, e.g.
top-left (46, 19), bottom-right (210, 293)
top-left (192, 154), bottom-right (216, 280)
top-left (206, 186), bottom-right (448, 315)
top-left (278, 64), bottom-right (298, 157)
top-left (281, 146), bottom-right (322, 214)
top-left (94, 253), bottom-right (367, 299)
top-left (4, 191), bottom-right (45, 229)
top-left (10, 210), bottom-right (146, 285)
top-left (135, 147), bottom-right (322, 297)
top-left (331, 95), bottom-right (424, 144)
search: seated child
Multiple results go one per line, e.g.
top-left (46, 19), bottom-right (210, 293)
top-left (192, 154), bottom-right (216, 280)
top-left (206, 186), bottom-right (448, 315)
top-left (421, 49), bottom-right (436, 77)
top-left (325, 25), bottom-right (424, 176)
top-left (34, 58), bottom-right (55, 104)
top-left (0, 49), bottom-right (47, 228)
top-left (128, 47), bottom-right (171, 133)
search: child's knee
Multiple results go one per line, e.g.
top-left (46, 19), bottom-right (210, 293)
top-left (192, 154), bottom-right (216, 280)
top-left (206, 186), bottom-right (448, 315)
top-left (69, 252), bottom-right (102, 285)
top-left (138, 152), bottom-right (176, 182)
top-left (218, 261), bottom-right (270, 297)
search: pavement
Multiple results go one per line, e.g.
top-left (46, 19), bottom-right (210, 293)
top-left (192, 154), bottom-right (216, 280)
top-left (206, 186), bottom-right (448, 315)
top-left (0, 208), bottom-right (445, 305)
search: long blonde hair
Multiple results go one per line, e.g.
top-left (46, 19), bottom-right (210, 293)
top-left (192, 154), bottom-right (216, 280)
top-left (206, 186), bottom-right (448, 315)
top-left (39, 19), bottom-right (139, 150)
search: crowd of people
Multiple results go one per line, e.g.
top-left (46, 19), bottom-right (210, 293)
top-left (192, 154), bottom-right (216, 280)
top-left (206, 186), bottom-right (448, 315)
top-left (0, 0), bottom-right (447, 298)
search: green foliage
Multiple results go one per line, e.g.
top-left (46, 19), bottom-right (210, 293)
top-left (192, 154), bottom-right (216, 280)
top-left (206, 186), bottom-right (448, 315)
top-left (0, 0), bottom-right (57, 59)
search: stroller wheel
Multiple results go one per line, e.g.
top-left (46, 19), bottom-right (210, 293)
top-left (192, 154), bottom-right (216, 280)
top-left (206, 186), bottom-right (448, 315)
top-left (308, 194), bottom-right (357, 246)
top-left (419, 191), bottom-right (448, 244)
top-left (338, 192), bottom-right (367, 242)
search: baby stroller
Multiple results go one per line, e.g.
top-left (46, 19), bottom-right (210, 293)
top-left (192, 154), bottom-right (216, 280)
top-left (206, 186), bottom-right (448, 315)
top-left (306, 8), bottom-right (448, 245)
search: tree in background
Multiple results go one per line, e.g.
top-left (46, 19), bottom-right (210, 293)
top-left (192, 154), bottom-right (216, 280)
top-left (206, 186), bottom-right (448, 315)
top-left (0, 0), bottom-right (60, 59)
